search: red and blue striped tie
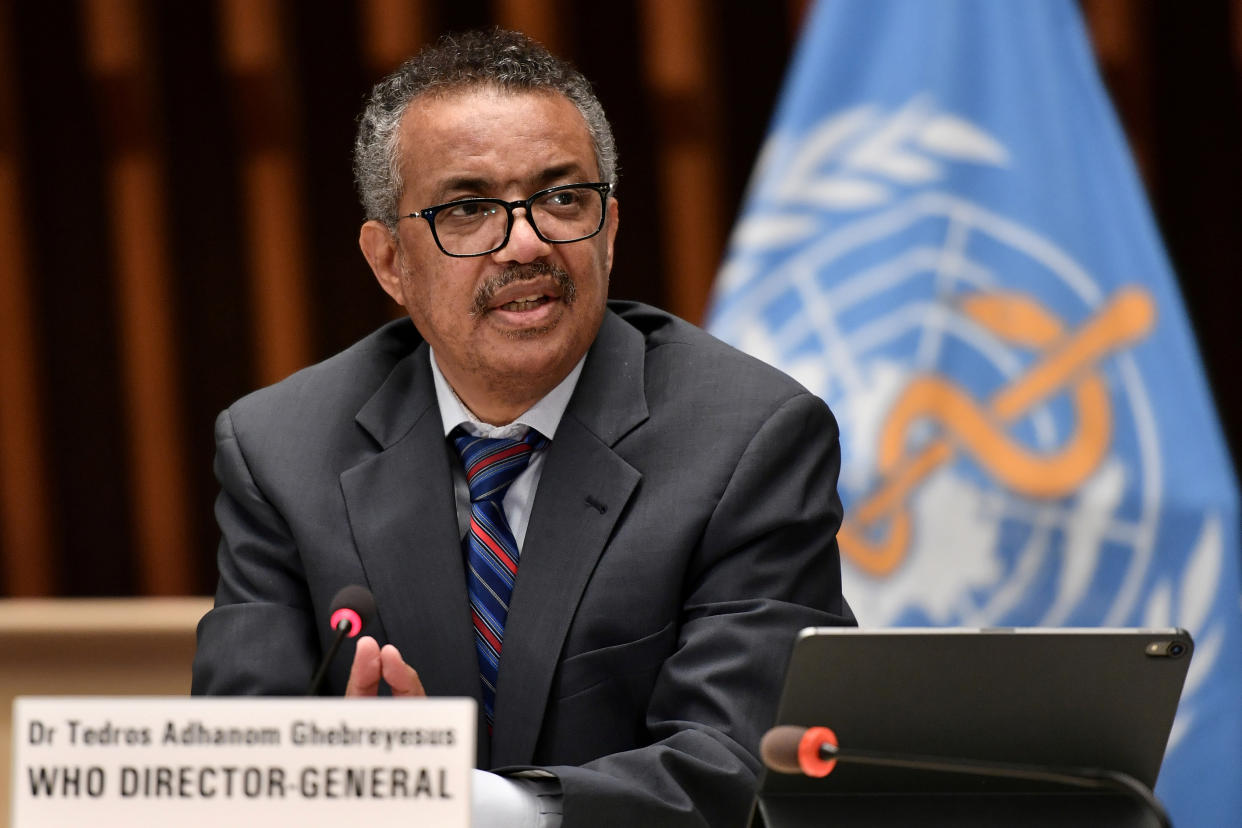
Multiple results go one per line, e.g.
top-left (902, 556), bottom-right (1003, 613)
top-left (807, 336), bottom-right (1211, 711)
top-left (451, 428), bottom-right (547, 725)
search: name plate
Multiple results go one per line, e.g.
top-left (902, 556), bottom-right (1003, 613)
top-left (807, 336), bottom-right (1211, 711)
top-left (11, 696), bottom-right (475, 827)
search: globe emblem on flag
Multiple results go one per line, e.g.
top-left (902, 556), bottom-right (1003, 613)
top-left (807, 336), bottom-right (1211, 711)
top-left (723, 191), bottom-right (1160, 630)
top-left (711, 102), bottom-right (1221, 655)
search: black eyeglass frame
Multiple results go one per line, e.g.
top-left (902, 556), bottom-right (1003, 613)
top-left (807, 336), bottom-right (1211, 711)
top-left (397, 182), bottom-right (613, 258)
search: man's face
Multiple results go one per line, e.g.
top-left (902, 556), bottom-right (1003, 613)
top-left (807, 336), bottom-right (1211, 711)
top-left (360, 87), bottom-right (618, 421)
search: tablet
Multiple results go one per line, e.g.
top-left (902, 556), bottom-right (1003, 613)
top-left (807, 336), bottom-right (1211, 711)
top-left (752, 627), bottom-right (1192, 827)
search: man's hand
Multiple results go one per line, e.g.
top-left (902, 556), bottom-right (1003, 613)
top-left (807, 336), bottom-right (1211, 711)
top-left (344, 636), bottom-right (426, 697)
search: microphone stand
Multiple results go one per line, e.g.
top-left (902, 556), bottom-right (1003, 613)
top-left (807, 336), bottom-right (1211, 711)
top-left (817, 742), bottom-right (1171, 828)
top-left (307, 617), bottom-right (352, 696)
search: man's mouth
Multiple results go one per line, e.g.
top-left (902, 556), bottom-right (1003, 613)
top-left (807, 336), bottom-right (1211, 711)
top-left (472, 263), bottom-right (577, 318)
top-left (497, 294), bottom-right (553, 312)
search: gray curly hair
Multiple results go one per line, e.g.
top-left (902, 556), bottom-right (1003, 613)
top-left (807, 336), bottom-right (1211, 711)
top-left (353, 29), bottom-right (619, 225)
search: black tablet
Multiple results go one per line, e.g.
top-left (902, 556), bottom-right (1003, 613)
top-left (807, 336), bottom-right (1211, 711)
top-left (752, 627), bottom-right (1192, 828)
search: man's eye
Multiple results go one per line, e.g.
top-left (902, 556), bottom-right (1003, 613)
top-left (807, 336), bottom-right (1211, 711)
top-left (446, 202), bottom-right (497, 219)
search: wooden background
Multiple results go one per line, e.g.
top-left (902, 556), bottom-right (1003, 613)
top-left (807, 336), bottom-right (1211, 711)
top-left (1, 0), bottom-right (1239, 597)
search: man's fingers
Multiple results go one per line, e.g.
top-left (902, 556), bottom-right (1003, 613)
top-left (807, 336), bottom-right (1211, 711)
top-left (344, 636), bottom-right (382, 696)
top-left (344, 637), bottom-right (424, 697)
top-left (381, 644), bottom-right (426, 697)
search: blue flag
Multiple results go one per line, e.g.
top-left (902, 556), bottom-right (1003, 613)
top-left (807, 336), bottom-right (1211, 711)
top-left (707, 1), bottom-right (1242, 824)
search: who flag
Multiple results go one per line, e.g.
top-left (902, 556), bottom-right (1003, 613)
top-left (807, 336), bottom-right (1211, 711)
top-left (707, 1), bottom-right (1242, 825)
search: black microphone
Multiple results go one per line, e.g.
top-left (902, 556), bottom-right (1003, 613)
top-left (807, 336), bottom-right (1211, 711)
top-left (760, 725), bottom-right (1171, 828)
top-left (307, 585), bottom-right (375, 695)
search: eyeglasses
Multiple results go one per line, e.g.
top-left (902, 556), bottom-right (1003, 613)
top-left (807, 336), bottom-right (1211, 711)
top-left (397, 182), bottom-right (612, 257)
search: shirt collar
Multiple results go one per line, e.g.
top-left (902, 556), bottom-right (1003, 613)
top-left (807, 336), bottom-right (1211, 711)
top-left (429, 347), bottom-right (585, 441)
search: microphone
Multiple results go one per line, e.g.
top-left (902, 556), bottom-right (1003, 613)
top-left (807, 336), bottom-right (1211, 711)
top-left (760, 725), bottom-right (1171, 828)
top-left (307, 585), bottom-right (375, 695)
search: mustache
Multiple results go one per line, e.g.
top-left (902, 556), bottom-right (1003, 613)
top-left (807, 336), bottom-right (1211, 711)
top-left (470, 263), bottom-right (576, 316)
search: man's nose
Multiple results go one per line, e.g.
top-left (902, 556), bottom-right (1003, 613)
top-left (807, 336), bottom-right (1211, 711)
top-left (494, 208), bottom-right (552, 263)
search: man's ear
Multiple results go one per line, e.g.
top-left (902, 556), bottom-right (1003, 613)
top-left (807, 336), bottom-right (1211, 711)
top-left (359, 220), bottom-right (405, 306)
top-left (603, 196), bottom-right (619, 273)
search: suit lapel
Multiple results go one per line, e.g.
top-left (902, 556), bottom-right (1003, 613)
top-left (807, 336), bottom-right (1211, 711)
top-left (491, 311), bottom-right (649, 766)
top-left (340, 345), bottom-right (481, 703)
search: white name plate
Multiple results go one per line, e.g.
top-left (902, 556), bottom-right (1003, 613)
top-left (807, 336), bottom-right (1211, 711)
top-left (11, 696), bottom-right (475, 827)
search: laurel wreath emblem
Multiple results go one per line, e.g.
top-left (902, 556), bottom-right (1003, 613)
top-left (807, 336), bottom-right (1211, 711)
top-left (731, 95), bottom-right (1009, 255)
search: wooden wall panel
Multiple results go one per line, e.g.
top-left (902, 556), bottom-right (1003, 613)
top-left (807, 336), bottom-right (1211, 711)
top-left (1143, 0), bottom-right (1242, 473)
top-left (361, 0), bottom-right (429, 73)
top-left (0, 1), bottom-right (1236, 597)
top-left (82, 0), bottom-right (192, 594)
top-left (1082, 0), bottom-right (1154, 179)
top-left (0, 2), bottom-right (53, 596)
top-left (493, 0), bottom-right (562, 54)
top-left (638, 0), bottom-right (725, 325)
top-left (1235, 0), bottom-right (1242, 75)
top-left (219, 0), bottom-right (313, 387)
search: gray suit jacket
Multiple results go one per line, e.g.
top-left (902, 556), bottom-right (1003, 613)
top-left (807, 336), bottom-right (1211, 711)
top-left (193, 300), bottom-right (854, 827)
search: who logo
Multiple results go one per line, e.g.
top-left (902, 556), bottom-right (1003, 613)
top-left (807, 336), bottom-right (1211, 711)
top-left (710, 99), bottom-right (1224, 749)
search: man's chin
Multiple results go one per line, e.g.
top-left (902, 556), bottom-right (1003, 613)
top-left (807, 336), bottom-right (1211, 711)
top-left (472, 296), bottom-right (603, 379)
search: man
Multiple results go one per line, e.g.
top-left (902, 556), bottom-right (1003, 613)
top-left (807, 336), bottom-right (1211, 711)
top-left (193, 29), bottom-right (854, 827)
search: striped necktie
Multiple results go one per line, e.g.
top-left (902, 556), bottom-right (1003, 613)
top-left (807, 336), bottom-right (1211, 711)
top-left (451, 428), bottom-right (547, 725)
